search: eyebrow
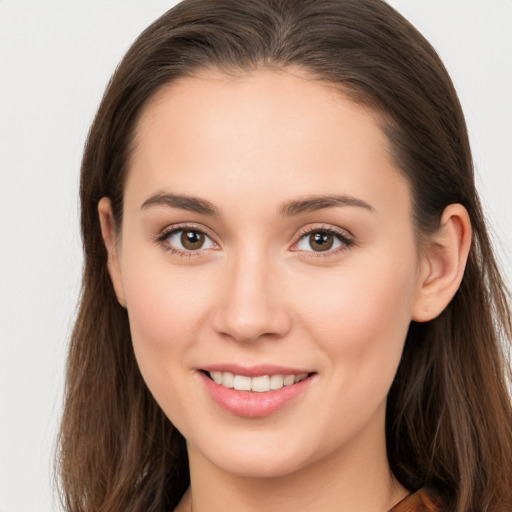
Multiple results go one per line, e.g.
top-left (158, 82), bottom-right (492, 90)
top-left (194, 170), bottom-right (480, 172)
top-left (278, 195), bottom-right (375, 217)
top-left (140, 192), bottom-right (374, 217)
top-left (140, 192), bottom-right (221, 216)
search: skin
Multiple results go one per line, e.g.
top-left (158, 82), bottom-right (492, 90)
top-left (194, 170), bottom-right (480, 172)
top-left (99, 69), bottom-right (471, 512)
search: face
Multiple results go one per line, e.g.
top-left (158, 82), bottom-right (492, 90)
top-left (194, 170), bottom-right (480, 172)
top-left (103, 70), bottom-right (428, 479)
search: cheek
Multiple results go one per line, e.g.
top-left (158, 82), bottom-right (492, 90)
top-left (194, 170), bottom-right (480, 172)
top-left (119, 256), bottom-right (222, 430)
top-left (291, 248), bottom-right (418, 386)
top-left (296, 262), bottom-right (415, 337)
top-left (119, 248), bottom-right (214, 381)
top-left (289, 256), bottom-right (417, 446)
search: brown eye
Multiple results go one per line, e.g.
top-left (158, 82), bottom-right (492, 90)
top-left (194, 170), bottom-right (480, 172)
top-left (294, 228), bottom-right (351, 254)
top-left (308, 232), bottom-right (334, 251)
top-left (163, 228), bottom-right (217, 253)
top-left (181, 230), bottom-right (205, 250)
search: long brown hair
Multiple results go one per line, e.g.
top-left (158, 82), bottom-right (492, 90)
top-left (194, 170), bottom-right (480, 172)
top-left (57, 1), bottom-right (512, 511)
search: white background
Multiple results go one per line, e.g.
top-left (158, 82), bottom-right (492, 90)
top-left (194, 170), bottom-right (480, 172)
top-left (0, 1), bottom-right (511, 511)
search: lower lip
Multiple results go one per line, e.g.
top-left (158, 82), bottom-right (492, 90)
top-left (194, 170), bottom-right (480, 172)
top-left (199, 372), bottom-right (315, 417)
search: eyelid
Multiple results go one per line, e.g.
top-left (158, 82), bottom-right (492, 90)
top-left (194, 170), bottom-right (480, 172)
top-left (290, 224), bottom-right (355, 256)
top-left (155, 222), bottom-right (220, 255)
top-left (153, 222), bottom-right (355, 257)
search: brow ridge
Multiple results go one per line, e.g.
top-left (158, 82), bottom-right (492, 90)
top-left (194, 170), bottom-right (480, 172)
top-left (278, 195), bottom-right (374, 217)
top-left (140, 192), bottom-right (220, 216)
top-left (140, 192), bottom-right (373, 218)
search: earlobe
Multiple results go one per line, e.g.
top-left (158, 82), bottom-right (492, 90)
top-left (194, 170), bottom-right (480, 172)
top-left (412, 204), bottom-right (472, 322)
top-left (98, 197), bottom-right (127, 308)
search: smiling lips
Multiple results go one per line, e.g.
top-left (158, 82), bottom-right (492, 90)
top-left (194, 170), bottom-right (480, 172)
top-left (200, 367), bottom-right (315, 417)
top-left (208, 371), bottom-right (309, 392)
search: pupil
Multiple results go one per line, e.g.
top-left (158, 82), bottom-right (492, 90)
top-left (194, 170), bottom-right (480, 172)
top-left (181, 230), bottom-right (204, 250)
top-left (310, 232), bottom-right (333, 251)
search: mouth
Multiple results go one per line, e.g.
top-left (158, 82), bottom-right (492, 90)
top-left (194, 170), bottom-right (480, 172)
top-left (198, 364), bottom-right (317, 416)
top-left (204, 370), bottom-right (312, 392)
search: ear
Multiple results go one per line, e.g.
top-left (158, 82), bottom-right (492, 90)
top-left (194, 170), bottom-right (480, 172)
top-left (98, 197), bottom-right (127, 307)
top-left (412, 204), bottom-right (472, 322)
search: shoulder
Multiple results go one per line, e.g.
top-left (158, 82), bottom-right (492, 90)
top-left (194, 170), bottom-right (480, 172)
top-left (390, 486), bottom-right (446, 512)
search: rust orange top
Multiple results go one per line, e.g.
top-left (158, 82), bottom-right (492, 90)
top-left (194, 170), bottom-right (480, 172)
top-left (390, 487), bottom-right (446, 512)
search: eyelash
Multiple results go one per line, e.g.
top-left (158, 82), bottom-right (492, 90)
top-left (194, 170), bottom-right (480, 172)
top-left (155, 223), bottom-right (219, 257)
top-left (155, 224), bottom-right (355, 258)
top-left (292, 225), bottom-right (355, 257)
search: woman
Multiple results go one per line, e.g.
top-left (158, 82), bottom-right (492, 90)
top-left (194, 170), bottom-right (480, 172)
top-left (57, 0), bottom-right (512, 511)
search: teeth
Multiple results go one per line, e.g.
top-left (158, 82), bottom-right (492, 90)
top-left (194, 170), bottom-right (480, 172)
top-left (222, 372), bottom-right (234, 388)
top-left (233, 375), bottom-right (251, 391)
top-left (283, 374), bottom-right (295, 386)
top-left (251, 375), bottom-right (270, 392)
top-left (208, 371), bottom-right (309, 392)
top-left (270, 374), bottom-right (284, 389)
top-left (211, 371), bottom-right (223, 384)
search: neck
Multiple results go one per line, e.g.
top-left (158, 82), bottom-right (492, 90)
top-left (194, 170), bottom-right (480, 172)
top-left (177, 410), bottom-right (408, 512)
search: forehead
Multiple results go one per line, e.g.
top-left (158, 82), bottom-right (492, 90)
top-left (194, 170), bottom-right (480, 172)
top-left (126, 69), bottom-right (410, 218)
top-left (134, 68), bottom-right (389, 158)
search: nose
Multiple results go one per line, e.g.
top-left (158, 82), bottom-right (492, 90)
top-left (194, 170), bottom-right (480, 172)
top-left (212, 250), bottom-right (292, 343)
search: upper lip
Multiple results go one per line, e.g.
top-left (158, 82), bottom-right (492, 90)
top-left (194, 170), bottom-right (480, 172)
top-left (200, 363), bottom-right (314, 377)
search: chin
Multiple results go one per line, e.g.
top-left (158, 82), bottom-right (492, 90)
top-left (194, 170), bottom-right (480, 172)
top-left (213, 452), bottom-right (311, 479)
top-left (189, 428), bottom-right (318, 479)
